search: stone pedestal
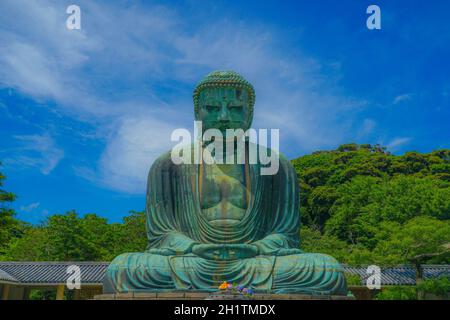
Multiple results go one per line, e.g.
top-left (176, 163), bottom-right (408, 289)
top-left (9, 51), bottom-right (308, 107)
top-left (94, 291), bottom-right (355, 300)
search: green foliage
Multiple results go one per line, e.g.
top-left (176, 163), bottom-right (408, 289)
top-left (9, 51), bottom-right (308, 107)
top-left (375, 277), bottom-right (450, 300)
top-left (293, 144), bottom-right (450, 266)
top-left (29, 289), bottom-right (56, 300)
top-left (3, 210), bottom-right (147, 261)
top-left (417, 276), bottom-right (450, 296)
top-left (344, 273), bottom-right (362, 286)
top-left (300, 226), bottom-right (375, 266)
top-left (4, 211), bottom-right (107, 261)
top-left (4, 227), bottom-right (49, 261)
top-left (375, 286), bottom-right (417, 300)
top-left (372, 216), bottom-right (450, 265)
top-left (115, 211), bottom-right (147, 253)
top-left (0, 163), bottom-right (24, 256)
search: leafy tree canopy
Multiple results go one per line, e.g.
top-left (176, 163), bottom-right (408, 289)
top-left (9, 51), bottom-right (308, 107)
top-left (293, 144), bottom-right (450, 266)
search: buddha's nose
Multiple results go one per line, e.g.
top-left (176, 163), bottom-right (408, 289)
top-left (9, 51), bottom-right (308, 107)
top-left (218, 103), bottom-right (230, 121)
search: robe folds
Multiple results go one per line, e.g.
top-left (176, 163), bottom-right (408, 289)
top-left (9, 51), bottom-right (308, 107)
top-left (103, 144), bottom-right (348, 295)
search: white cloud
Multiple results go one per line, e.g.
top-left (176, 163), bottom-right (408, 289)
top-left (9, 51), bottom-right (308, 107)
top-left (0, 43), bottom-right (63, 100)
top-left (19, 202), bottom-right (40, 212)
top-left (98, 117), bottom-right (179, 193)
top-left (357, 118), bottom-right (377, 139)
top-left (8, 134), bottom-right (64, 174)
top-left (0, 1), bottom-right (99, 108)
top-left (393, 93), bottom-right (413, 104)
top-left (0, 1), bottom-right (366, 193)
top-left (387, 137), bottom-right (411, 151)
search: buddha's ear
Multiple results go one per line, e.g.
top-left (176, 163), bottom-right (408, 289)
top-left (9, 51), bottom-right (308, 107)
top-left (242, 91), bottom-right (254, 127)
top-left (194, 101), bottom-right (203, 120)
top-left (194, 110), bottom-right (200, 120)
top-left (194, 89), bottom-right (209, 119)
top-left (244, 108), bottom-right (253, 130)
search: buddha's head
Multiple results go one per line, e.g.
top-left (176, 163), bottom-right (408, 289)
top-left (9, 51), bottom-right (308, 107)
top-left (193, 71), bottom-right (255, 134)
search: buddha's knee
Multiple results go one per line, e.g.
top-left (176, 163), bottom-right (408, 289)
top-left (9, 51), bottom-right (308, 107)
top-left (272, 253), bottom-right (347, 295)
top-left (301, 252), bottom-right (343, 272)
top-left (109, 252), bottom-right (170, 269)
top-left (274, 252), bottom-right (344, 276)
top-left (103, 252), bottom-right (173, 293)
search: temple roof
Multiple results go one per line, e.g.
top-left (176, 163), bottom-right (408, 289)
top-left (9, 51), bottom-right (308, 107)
top-left (0, 262), bottom-right (448, 286)
top-left (344, 265), bottom-right (450, 285)
top-left (0, 261), bottom-right (109, 285)
top-left (0, 268), bottom-right (18, 283)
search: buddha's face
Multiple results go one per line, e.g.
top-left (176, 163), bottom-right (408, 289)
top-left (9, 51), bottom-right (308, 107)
top-left (196, 87), bottom-right (252, 133)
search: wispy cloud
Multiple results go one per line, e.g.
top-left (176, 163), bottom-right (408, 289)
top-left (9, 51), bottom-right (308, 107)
top-left (0, 0), bottom-right (366, 193)
top-left (77, 116), bottom-right (177, 193)
top-left (19, 202), bottom-right (40, 212)
top-left (393, 93), bottom-right (414, 104)
top-left (357, 118), bottom-right (376, 139)
top-left (6, 134), bottom-right (64, 174)
top-left (387, 137), bottom-right (412, 151)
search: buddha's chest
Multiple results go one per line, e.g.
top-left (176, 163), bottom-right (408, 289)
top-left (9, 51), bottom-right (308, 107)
top-left (200, 164), bottom-right (248, 226)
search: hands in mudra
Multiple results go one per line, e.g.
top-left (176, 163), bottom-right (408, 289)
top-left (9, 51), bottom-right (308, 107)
top-left (191, 243), bottom-right (259, 260)
top-left (148, 244), bottom-right (303, 260)
top-left (147, 244), bottom-right (258, 260)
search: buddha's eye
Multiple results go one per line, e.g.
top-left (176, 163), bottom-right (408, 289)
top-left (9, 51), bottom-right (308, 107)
top-left (205, 105), bottom-right (220, 112)
top-left (229, 105), bottom-right (243, 112)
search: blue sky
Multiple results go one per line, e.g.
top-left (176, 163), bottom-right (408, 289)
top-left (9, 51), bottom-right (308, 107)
top-left (0, 0), bottom-right (449, 224)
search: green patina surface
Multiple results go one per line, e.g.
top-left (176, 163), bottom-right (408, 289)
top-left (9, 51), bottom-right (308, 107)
top-left (104, 71), bottom-right (348, 295)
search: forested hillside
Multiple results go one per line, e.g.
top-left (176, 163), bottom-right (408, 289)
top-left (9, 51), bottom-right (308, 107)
top-left (294, 143), bottom-right (450, 266)
top-left (1, 143), bottom-right (449, 266)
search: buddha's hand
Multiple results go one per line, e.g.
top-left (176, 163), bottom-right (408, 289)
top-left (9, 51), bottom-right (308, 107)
top-left (147, 245), bottom-right (194, 256)
top-left (275, 248), bottom-right (304, 256)
top-left (147, 248), bottom-right (178, 255)
top-left (192, 244), bottom-right (259, 261)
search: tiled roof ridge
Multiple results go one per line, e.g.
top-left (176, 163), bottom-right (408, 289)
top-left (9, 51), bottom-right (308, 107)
top-left (343, 264), bottom-right (450, 268)
top-left (1, 262), bottom-right (446, 266)
top-left (0, 261), bottom-right (110, 265)
top-left (0, 262), bottom-right (448, 286)
top-left (0, 269), bottom-right (19, 282)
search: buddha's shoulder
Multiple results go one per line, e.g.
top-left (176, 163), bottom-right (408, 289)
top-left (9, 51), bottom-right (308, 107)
top-left (148, 145), bottom-right (196, 172)
top-left (150, 150), bottom-right (176, 169)
top-left (148, 144), bottom-right (294, 173)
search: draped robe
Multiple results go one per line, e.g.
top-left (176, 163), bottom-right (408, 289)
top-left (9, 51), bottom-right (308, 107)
top-left (103, 144), bottom-right (347, 295)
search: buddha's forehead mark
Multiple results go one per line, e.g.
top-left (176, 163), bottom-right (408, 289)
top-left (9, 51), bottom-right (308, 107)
top-left (200, 87), bottom-right (249, 106)
top-left (201, 87), bottom-right (235, 99)
top-left (213, 87), bottom-right (234, 99)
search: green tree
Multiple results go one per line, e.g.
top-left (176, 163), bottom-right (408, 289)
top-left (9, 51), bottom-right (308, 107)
top-left (105, 211), bottom-right (147, 260)
top-left (3, 210), bottom-right (148, 262)
top-left (373, 216), bottom-right (450, 266)
top-left (325, 176), bottom-right (450, 248)
top-left (4, 227), bottom-right (49, 261)
top-left (5, 211), bottom-right (114, 261)
top-left (375, 286), bottom-right (417, 300)
top-left (0, 164), bottom-right (23, 257)
top-left (44, 211), bottom-right (104, 260)
top-left (300, 226), bottom-right (375, 266)
top-left (291, 145), bottom-right (450, 266)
